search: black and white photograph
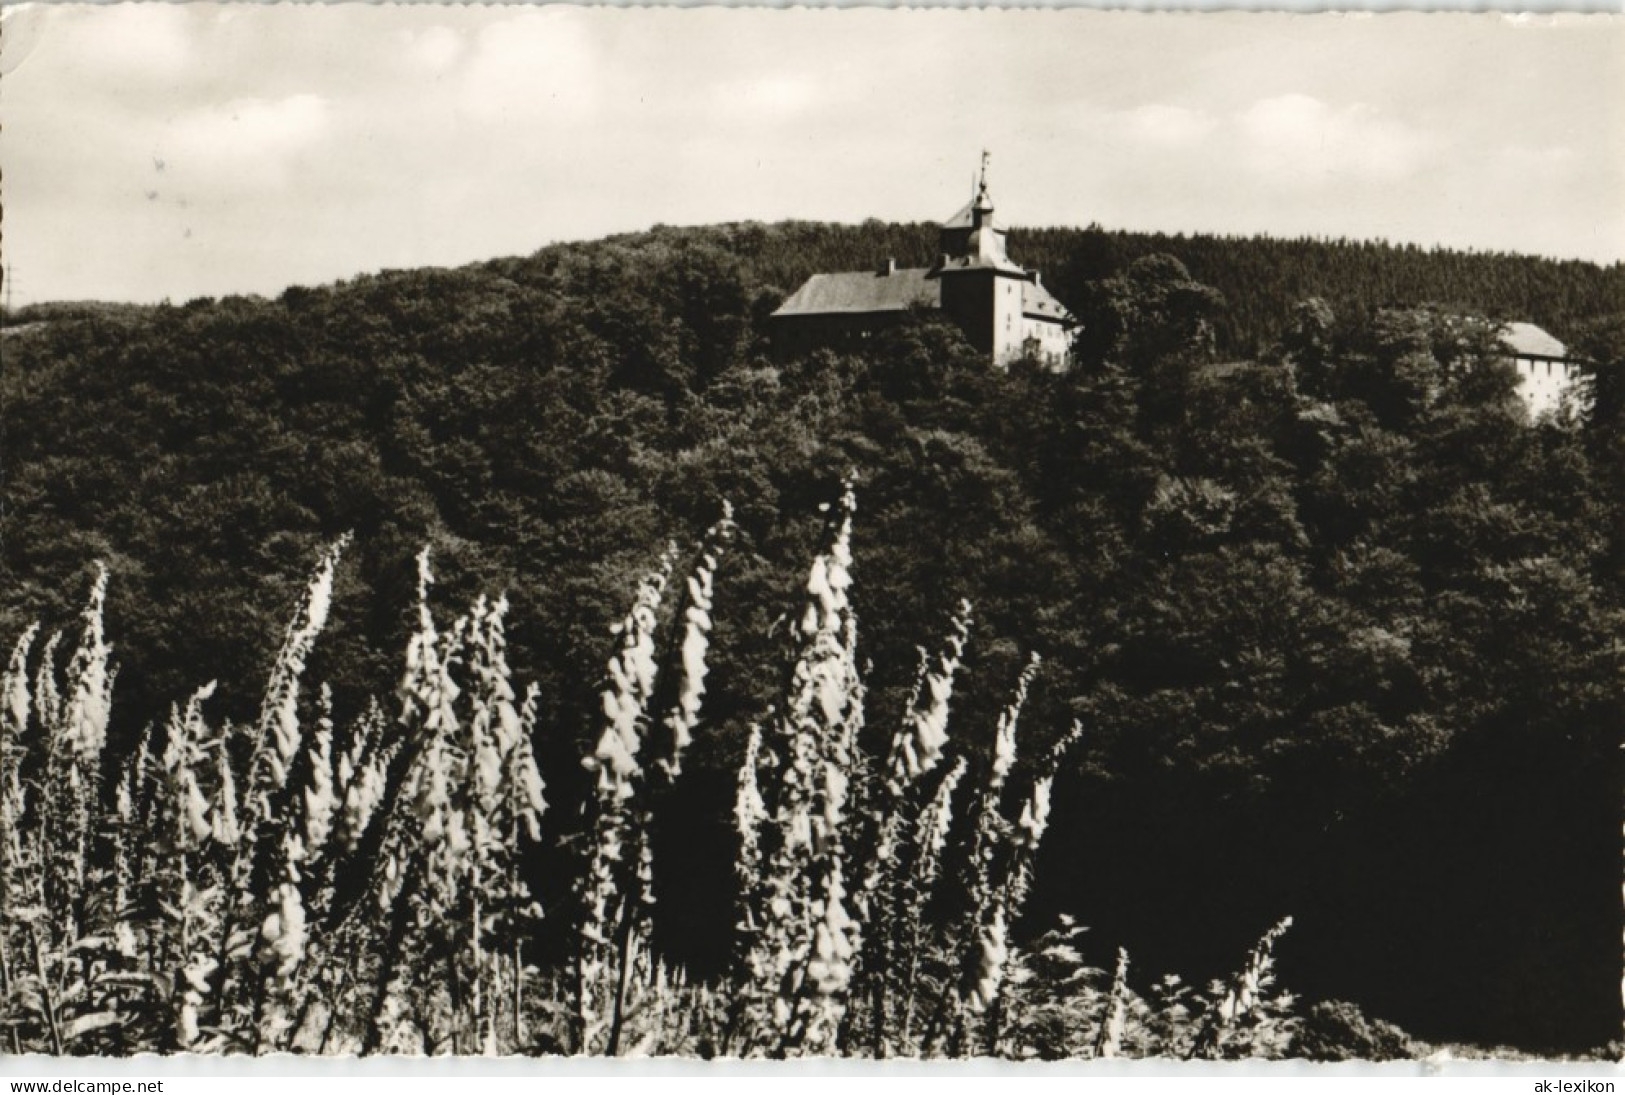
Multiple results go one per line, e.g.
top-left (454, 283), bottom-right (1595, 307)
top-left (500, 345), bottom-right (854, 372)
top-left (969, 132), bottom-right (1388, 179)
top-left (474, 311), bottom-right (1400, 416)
top-left (0, 1), bottom-right (1621, 1071)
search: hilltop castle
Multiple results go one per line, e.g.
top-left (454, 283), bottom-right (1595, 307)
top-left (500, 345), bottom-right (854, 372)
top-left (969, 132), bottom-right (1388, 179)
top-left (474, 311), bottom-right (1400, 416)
top-left (770, 157), bottom-right (1077, 367)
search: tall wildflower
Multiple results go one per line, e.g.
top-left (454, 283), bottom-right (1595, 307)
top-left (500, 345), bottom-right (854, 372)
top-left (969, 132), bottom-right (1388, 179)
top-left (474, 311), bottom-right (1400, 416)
top-left (962, 655), bottom-right (1042, 935)
top-left (885, 604), bottom-right (971, 797)
top-left (656, 504), bottom-right (733, 782)
top-left (335, 700), bottom-right (389, 856)
top-left (59, 564), bottom-right (113, 771)
top-left (354, 550), bottom-right (549, 1054)
top-left (855, 609), bottom-right (970, 937)
top-left (850, 604), bottom-right (971, 1056)
top-left (361, 547), bottom-right (471, 1052)
top-left (24, 577), bottom-right (119, 1053)
top-left (574, 512), bottom-right (731, 1055)
top-left (997, 719), bottom-right (1077, 903)
top-left (468, 600), bottom-right (547, 844)
top-left (492, 682), bottom-right (547, 1050)
top-left (163, 685), bottom-right (217, 849)
top-left (988, 656), bottom-right (1037, 793)
top-left (0, 627), bottom-right (38, 1056)
top-left (106, 728), bottom-right (145, 959)
top-left (1007, 776), bottom-right (1052, 904)
top-left (31, 633), bottom-right (62, 748)
top-left (912, 758), bottom-right (967, 914)
top-left (575, 547), bottom-right (674, 1054)
top-left (963, 905), bottom-right (1009, 1016)
top-left (248, 686), bottom-right (344, 1049)
top-left (507, 685), bottom-right (548, 843)
top-left (405, 610), bottom-right (465, 889)
top-left (398, 553), bottom-right (483, 1050)
top-left (742, 482), bottom-right (865, 1055)
top-left (40, 567), bottom-right (116, 935)
top-left (156, 682), bottom-right (223, 1050)
top-left (1189, 917), bottom-right (1294, 1059)
top-left (733, 723), bottom-right (767, 969)
top-left (302, 686), bottom-right (338, 862)
top-left (4, 625), bottom-right (37, 736)
top-left (359, 551), bottom-right (448, 1053)
top-left (1093, 948), bottom-right (1130, 1059)
top-left (203, 541), bottom-right (344, 1037)
top-left (226, 537), bottom-right (347, 884)
top-left (0, 625), bottom-right (37, 916)
top-left (256, 691), bottom-right (345, 1049)
top-left (252, 537), bottom-right (348, 800)
top-left (570, 505), bottom-right (733, 1055)
top-left (627, 508), bottom-right (733, 939)
top-left (210, 742), bottom-right (240, 850)
top-left (951, 657), bottom-right (1063, 1057)
top-left (887, 756), bottom-right (969, 1055)
top-left (586, 551), bottom-right (672, 798)
top-left (461, 594), bottom-right (545, 1054)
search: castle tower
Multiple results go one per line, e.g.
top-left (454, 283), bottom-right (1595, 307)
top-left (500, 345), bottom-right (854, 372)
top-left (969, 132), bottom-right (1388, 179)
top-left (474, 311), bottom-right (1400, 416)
top-left (934, 153), bottom-right (1029, 363)
top-left (939, 153), bottom-right (1008, 262)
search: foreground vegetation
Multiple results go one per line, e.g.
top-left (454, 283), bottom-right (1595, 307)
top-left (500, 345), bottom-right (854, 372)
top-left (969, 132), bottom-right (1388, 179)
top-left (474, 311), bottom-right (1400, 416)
top-left (3, 502), bottom-right (1422, 1057)
top-left (3, 222), bottom-right (1620, 1053)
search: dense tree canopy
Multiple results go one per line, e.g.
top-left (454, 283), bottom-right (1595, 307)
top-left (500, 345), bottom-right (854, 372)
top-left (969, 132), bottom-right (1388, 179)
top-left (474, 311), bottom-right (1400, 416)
top-left (3, 220), bottom-right (1619, 1054)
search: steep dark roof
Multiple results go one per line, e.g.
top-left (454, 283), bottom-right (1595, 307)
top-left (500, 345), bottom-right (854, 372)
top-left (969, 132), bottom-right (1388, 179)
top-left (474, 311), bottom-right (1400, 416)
top-left (937, 250), bottom-right (1026, 276)
top-left (942, 196), bottom-right (999, 231)
top-left (941, 198), bottom-right (977, 230)
top-left (772, 265), bottom-right (1075, 327)
top-left (1500, 321), bottom-right (1569, 361)
top-left (771, 267), bottom-right (940, 317)
top-left (1022, 279), bottom-right (1075, 325)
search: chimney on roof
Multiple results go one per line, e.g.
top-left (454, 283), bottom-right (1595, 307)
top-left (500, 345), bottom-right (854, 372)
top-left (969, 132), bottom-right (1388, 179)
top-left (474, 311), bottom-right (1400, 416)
top-left (879, 257), bottom-right (896, 277)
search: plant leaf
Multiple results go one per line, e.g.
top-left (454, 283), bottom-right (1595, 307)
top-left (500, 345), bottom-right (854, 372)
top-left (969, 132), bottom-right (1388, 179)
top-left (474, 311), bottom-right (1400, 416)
top-left (64, 1010), bottom-right (122, 1041)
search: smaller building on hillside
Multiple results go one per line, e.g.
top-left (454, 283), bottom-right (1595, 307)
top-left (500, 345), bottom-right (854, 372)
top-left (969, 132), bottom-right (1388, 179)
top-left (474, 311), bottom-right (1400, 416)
top-left (771, 159), bottom-right (1077, 368)
top-left (1500, 321), bottom-right (1581, 418)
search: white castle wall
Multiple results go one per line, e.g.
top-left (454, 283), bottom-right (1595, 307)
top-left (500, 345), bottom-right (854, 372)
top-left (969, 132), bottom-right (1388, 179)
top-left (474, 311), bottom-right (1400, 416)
top-left (1513, 357), bottom-right (1579, 418)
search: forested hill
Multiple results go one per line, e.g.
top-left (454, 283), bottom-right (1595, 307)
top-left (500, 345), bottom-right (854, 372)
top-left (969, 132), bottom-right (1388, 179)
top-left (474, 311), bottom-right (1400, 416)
top-left (571, 219), bottom-right (1625, 355)
top-left (11, 219), bottom-right (1623, 354)
top-left (4, 220), bottom-right (1622, 1055)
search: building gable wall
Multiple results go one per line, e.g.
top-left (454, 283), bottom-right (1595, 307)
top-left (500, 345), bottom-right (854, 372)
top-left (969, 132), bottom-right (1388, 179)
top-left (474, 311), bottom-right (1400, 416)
top-left (1512, 356), bottom-right (1580, 417)
top-left (1022, 314), bottom-right (1072, 364)
top-left (990, 274), bottom-right (1026, 365)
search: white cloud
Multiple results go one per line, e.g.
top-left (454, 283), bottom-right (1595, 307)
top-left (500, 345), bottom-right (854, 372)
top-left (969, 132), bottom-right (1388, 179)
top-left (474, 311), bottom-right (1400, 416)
top-left (710, 75), bottom-right (820, 123)
top-left (1237, 93), bottom-right (1428, 184)
top-left (161, 94), bottom-right (331, 176)
top-left (455, 12), bottom-right (601, 125)
top-left (401, 25), bottom-right (466, 76)
top-left (1239, 94), bottom-right (1331, 146)
top-left (52, 4), bottom-right (194, 85)
top-left (1127, 104), bottom-right (1217, 148)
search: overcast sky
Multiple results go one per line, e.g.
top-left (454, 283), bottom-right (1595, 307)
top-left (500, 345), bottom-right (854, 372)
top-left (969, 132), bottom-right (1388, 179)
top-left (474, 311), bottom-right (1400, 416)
top-left (2, 4), bottom-right (1621, 305)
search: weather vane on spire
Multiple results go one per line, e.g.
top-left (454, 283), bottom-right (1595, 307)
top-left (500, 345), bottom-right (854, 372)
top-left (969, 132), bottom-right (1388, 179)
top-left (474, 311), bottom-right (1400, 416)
top-left (978, 149), bottom-right (991, 201)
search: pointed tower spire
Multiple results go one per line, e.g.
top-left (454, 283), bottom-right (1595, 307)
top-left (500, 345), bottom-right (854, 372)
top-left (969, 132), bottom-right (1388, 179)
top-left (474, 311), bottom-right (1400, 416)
top-left (938, 151), bottom-right (1011, 267)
